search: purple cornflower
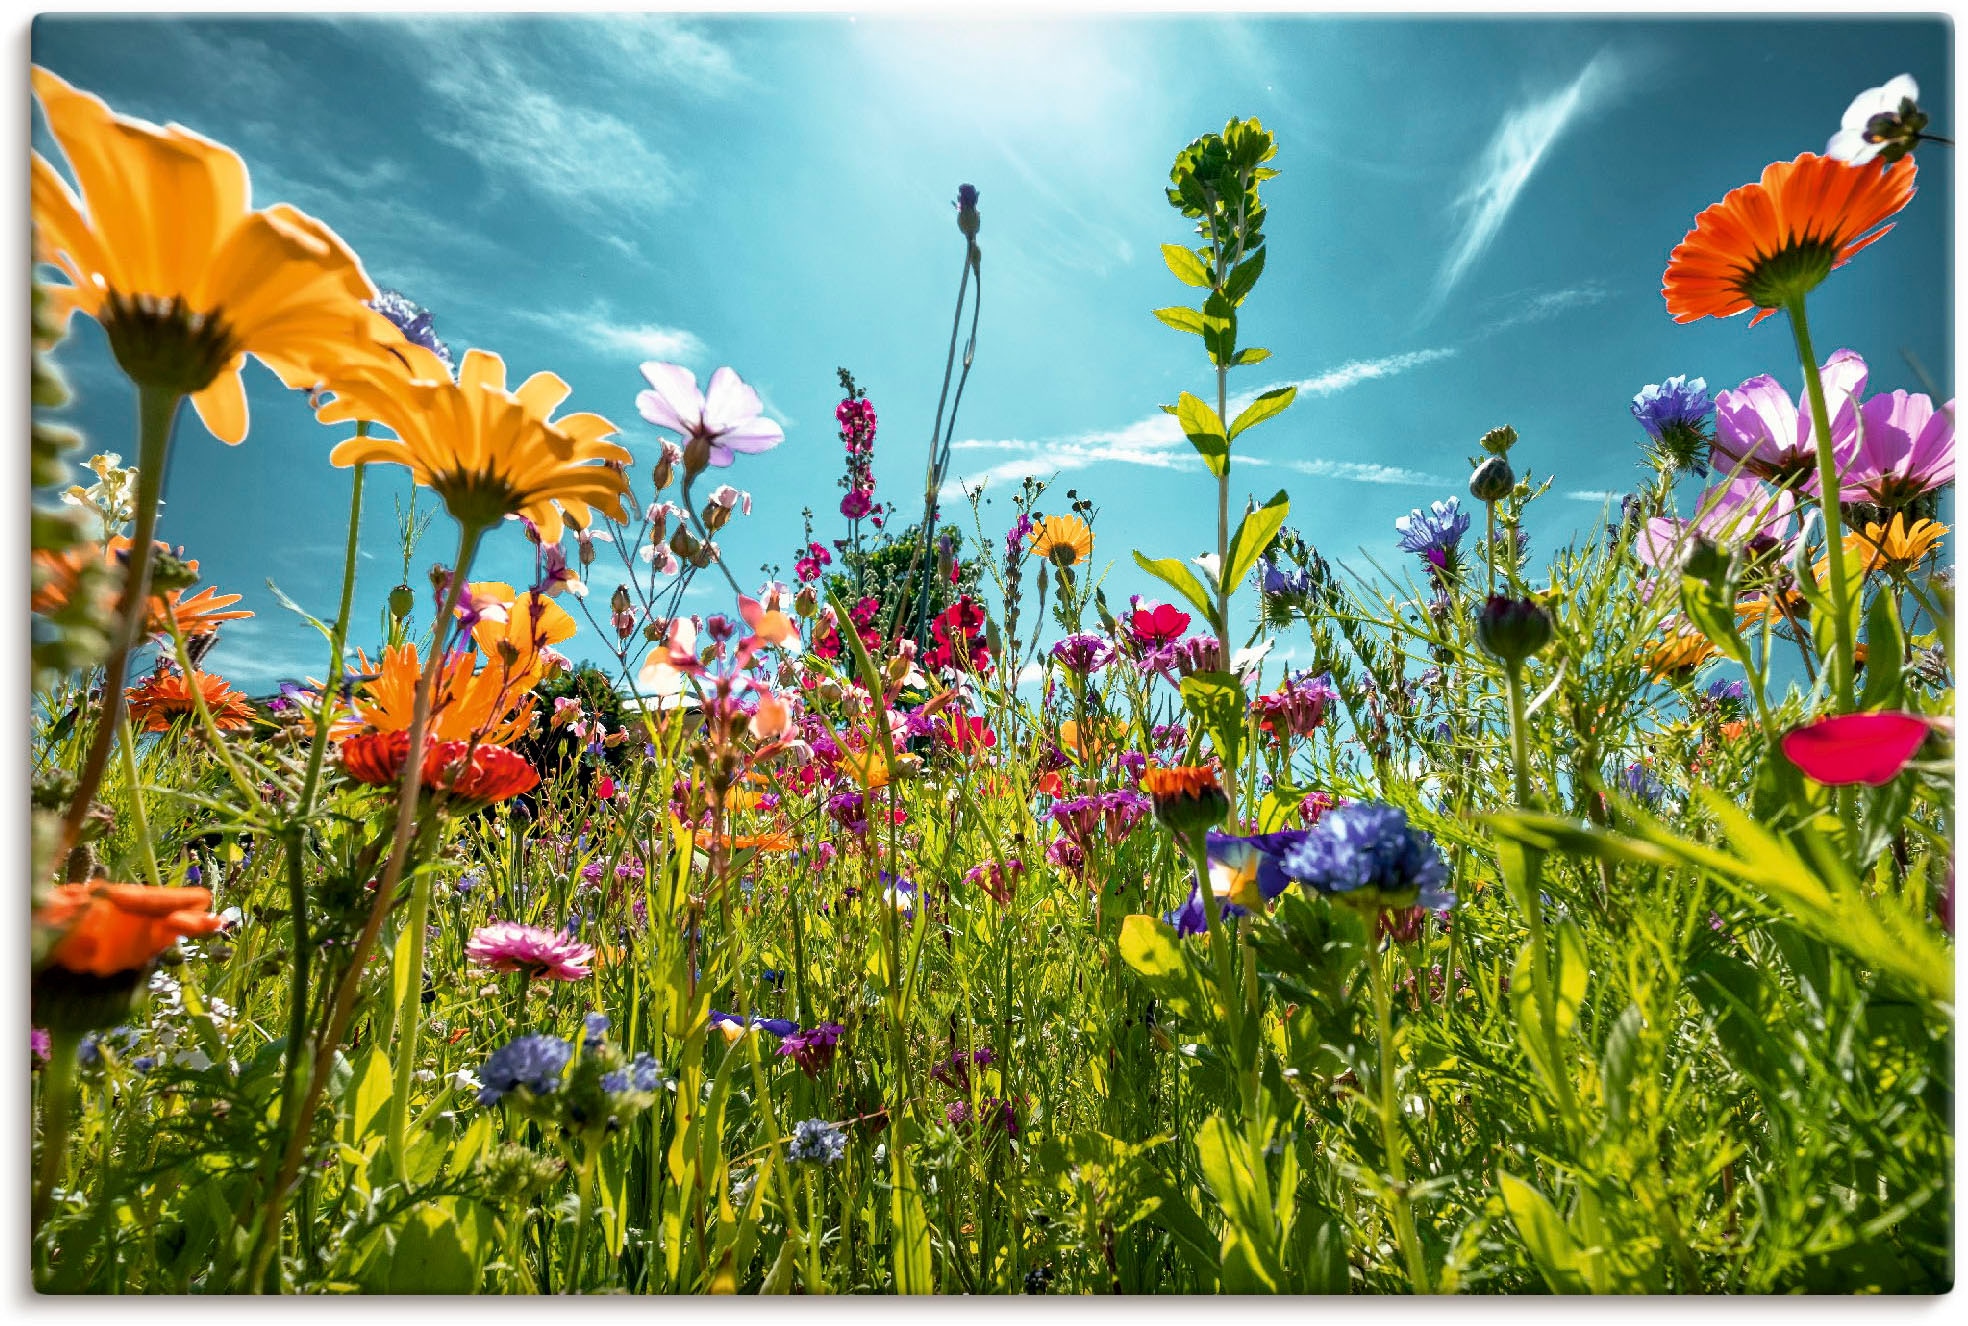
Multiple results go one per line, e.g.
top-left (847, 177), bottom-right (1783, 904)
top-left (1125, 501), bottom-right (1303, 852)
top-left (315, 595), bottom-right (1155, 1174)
top-left (583, 1012), bottom-right (611, 1048)
top-left (1280, 802), bottom-right (1454, 911)
top-left (1702, 678), bottom-right (1749, 710)
top-left (1395, 498), bottom-right (1470, 558)
top-left (1618, 762), bottom-right (1669, 809)
top-left (1258, 558), bottom-right (1315, 599)
top-left (602, 1053), bottom-right (667, 1096)
top-left (787, 1118), bottom-right (847, 1165)
top-left (478, 1034), bottom-right (572, 1105)
top-left (1050, 632), bottom-right (1115, 676)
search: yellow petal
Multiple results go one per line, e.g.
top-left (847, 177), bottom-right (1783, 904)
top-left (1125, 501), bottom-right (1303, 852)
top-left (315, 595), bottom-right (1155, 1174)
top-left (189, 366), bottom-right (249, 445)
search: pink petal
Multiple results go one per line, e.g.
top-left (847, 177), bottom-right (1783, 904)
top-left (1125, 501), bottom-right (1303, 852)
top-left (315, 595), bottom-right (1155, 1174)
top-left (636, 389), bottom-right (693, 436)
top-left (719, 418), bottom-right (785, 454)
top-left (637, 363), bottom-right (703, 429)
top-left (703, 366), bottom-right (764, 433)
top-left (1781, 711), bottom-right (1932, 786)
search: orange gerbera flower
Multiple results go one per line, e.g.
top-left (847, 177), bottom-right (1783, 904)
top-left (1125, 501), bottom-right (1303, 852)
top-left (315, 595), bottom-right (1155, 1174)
top-left (717, 831), bottom-right (798, 853)
top-left (465, 582), bottom-right (578, 687)
top-left (1662, 153), bottom-right (1916, 327)
top-left (1141, 764), bottom-right (1228, 835)
top-left (1737, 587), bottom-right (1809, 630)
top-left (125, 668), bottom-right (254, 731)
top-left (31, 537), bottom-right (251, 638)
top-left (317, 344), bottom-right (631, 541)
top-left (1029, 514), bottom-right (1094, 567)
top-left (36, 882), bottom-right (223, 977)
top-left (350, 643), bottom-right (535, 747)
top-left (1847, 514), bottom-right (1947, 574)
top-left (30, 67), bottom-right (395, 440)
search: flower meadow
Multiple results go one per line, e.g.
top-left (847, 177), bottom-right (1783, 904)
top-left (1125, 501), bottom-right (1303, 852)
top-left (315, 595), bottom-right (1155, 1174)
top-left (25, 63), bottom-right (1957, 1296)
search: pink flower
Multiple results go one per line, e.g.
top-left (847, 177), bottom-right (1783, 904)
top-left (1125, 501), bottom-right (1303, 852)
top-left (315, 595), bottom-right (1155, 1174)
top-left (1780, 711), bottom-right (1933, 786)
top-left (466, 921), bottom-right (595, 982)
top-left (596, 775), bottom-right (618, 800)
top-left (1713, 350), bottom-right (1868, 491)
top-left (840, 488), bottom-right (874, 519)
top-left (636, 363), bottom-right (784, 469)
top-left (1840, 389), bottom-right (1955, 506)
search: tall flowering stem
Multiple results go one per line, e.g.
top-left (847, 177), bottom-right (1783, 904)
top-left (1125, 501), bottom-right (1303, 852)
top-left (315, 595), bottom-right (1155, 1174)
top-left (1367, 942), bottom-right (1432, 1294)
top-left (1784, 296), bottom-right (1858, 715)
top-left (53, 385), bottom-right (178, 878)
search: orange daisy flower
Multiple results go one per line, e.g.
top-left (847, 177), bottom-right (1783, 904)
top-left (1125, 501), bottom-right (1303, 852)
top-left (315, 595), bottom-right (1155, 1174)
top-left (1663, 153), bottom-right (1916, 327)
top-left (1029, 514), bottom-right (1094, 567)
top-left (36, 882), bottom-right (223, 977)
top-left (125, 668), bottom-right (254, 731)
top-left (1141, 764), bottom-right (1228, 835)
top-left (30, 537), bottom-right (251, 638)
top-left (1645, 630), bottom-right (1722, 681)
top-left (350, 643), bottom-right (535, 746)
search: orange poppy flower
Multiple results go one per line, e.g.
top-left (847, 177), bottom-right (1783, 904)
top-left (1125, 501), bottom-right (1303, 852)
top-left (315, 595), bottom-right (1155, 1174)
top-left (37, 882), bottom-right (223, 977)
top-left (1663, 153), bottom-right (1916, 326)
top-left (125, 668), bottom-right (254, 731)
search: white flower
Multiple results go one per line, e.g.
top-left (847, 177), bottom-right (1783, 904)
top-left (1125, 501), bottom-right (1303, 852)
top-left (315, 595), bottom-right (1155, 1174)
top-left (176, 1048), bottom-right (213, 1072)
top-left (1828, 74), bottom-right (1920, 164)
top-left (636, 363), bottom-right (785, 468)
top-left (448, 1067), bottom-right (483, 1093)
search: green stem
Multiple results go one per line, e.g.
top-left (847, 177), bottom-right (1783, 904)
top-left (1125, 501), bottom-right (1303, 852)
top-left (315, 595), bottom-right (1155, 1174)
top-left (32, 1028), bottom-right (80, 1241)
top-left (567, 1141), bottom-right (599, 1294)
top-left (298, 458), bottom-right (367, 813)
top-left (1504, 663), bottom-right (1578, 1131)
top-left (1369, 945), bottom-right (1431, 1294)
top-left (116, 713), bottom-right (163, 888)
top-left (387, 867), bottom-right (434, 1178)
top-left (54, 386), bottom-right (180, 877)
top-left (1785, 295), bottom-right (1856, 714)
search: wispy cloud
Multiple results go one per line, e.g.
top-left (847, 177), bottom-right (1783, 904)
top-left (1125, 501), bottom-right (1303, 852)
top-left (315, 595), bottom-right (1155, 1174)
top-left (1474, 281), bottom-right (1612, 337)
top-left (946, 347), bottom-right (1457, 495)
top-left (1279, 459), bottom-right (1451, 487)
top-left (1427, 51), bottom-right (1623, 316)
top-left (1566, 488), bottom-right (1624, 504)
top-left (516, 302), bottom-right (707, 363)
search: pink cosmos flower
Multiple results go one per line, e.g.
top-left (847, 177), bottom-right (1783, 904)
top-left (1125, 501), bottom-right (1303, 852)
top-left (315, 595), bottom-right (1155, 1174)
top-left (636, 363), bottom-right (784, 469)
top-left (466, 921), bottom-right (595, 982)
top-left (1781, 711), bottom-right (1933, 786)
top-left (1636, 475), bottom-right (1801, 573)
top-left (1713, 350), bottom-right (1868, 491)
top-left (1840, 390), bottom-right (1955, 506)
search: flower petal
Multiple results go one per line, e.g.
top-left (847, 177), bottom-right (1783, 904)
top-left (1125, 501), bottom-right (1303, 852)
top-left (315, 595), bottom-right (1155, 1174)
top-left (1781, 711), bottom-right (1931, 786)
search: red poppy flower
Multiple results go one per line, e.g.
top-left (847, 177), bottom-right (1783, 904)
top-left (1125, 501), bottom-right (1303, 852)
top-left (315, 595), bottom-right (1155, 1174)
top-left (1780, 711), bottom-right (1931, 786)
top-left (939, 713), bottom-right (997, 753)
top-left (1128, 602), bottom-right (1191, 648)
top-left (339, 730), bottom-right (539, 804)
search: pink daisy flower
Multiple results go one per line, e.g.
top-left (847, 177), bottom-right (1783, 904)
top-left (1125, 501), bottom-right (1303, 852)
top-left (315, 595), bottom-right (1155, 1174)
top-left (466, 921), bottom-right (595, 982)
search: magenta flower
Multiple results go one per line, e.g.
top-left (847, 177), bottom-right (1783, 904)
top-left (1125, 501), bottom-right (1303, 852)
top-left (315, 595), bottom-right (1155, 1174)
top-left (1636, 475), bottom-right (1801, 573)
top-left (1712, 350), bottom-right (1867, 491)
top-left (636, 363), bottom-right (784, 470)
top-left (1781, 711), bottom-right (1934, 787)
top-left (840, 488), bottom-right (874, 519)
top-left (466, 921), bottom-right (595, 982)
top-left (1841, 389), bottom-right (1955, 506)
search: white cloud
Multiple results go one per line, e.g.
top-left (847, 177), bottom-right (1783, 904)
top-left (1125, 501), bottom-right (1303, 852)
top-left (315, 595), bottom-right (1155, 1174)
top-left (946, 346), bottom-right (1456, 496)
top-left (1566, 489), bottom-right (1624, 503)
top-left (1476, 282), bottom-right (1612, 336)
top-left (516, 302), bottom-right (706, 364)
top-left (1428, 51), bottom-right (1623, 314)
top-left (1281, 459), bottom-right (1451, 487)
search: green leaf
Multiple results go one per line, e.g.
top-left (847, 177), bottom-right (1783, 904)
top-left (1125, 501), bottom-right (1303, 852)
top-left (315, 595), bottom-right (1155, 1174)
top-left (1227, 386), bottom-right (1294, 442)
top-left (1154, 305), bottom-right (1207, 336)
top-left (1859, 586), bottom-right (1906, 711)
top-left (359, 1199), bottom-right (495, 1294)
top-left (1180, 670), bottom-right (1248, 773)
top-left (1600, 1003), bottom-right (1645, 1127)
top-left (1509, 918), bottom-right (1587, 1098)
top-left (1231, 346), bottom-right (1271, 366)
top-left (1224, 489), bottom-right (1290, 589)
top-left (340, 1047), bottom-right (393, 1151)
top-left (1161, 244), bottom-right (1212, 289)
top-left (1222, 247), bottom-right (1267, 306)
top-left (1500, 1173), bottom-right (1589, 1294)
top-left (1132, 551), bottom-right (1217, 629)
top-left (1679, 574), bottom-right (1749, 666)
top-left (1118, 914), bottom-right (1209, 1023)
top-left (1176, 391), bottom-right (1229, 477)
top-left (890, 1147), bottom-right (934, 1293)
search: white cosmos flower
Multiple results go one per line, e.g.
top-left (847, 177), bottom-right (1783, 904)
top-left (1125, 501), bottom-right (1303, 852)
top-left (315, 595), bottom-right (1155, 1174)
top-left (1828, 74), bottom-right (1920, 164)
top-left (636, 363), bottom-right (784, 467)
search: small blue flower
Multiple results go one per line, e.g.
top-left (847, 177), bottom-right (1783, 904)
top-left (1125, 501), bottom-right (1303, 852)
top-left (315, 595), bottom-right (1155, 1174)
top-left (583, 1012), bottom-right (610, 1049)
top-left (1702, 678), bottom-right (1748, 710)
top-left (1280, 802), bottom-right (1454, 911)
top-left (787, 1117), bottom-right (847, 1165)
top-left (369, 289), bottom-right (454, 371)
top-left (1164, 887), bottom-right (1248, 938)
top-left (1258, 558), bottom-right (1314, 598)
top-left (1630, 375), bottom-right (1713, 440)
top-left (601, 1053), bottom-right (667, 1096)
top-left (1395, 498), bottom-right (1471, 558)
top-left (478, 1034), bottom-right (572, 1106)
top-left (1618, 763), bottom-right (1669, 809)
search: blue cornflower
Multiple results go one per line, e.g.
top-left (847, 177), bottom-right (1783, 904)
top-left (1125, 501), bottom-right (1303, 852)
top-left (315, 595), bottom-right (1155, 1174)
top-left (369, 289), bottom-right (454, 371)
top-left (583, 1012), bottom-right (610, 1049)
top-left (787, 1118), bottom-right (848, 1166)
top-left (1618, 763), bottom-right (1669, 809)
top-left (478, 1034), bottom-right (572, 1106)
top-left (1702, 678), bottom-right (1748, 710)
top-left (1164, 887), bottom-right (1248, 938)
top-left (1395, 498), bottom-right (1471, 558)
top-left (1279, 801), bottom-right (1454, 911)
top-left (1630, 375), bottom-right (1714, 474)
top-left (601, 1053), bottom-right (668, 1096)
top-left (1258, 558), bottom-right (1315, 599)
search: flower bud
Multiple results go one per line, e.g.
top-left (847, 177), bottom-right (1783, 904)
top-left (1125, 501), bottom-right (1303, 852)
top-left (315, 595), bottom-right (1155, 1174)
top-left (670, 525), bottom-right (701, 560)
top-left (653, 441), bottom-right (682, 491)
top-left (955, 183), bottom-right (981, 239)
top-left (682, 434), bottom-right (712, 479)
top-left (1476, 594), bottom-right (1554, 666)
top-left (794, 585), bottom-right (818, 618)
top-left (643, 621), bottom-right (664, 643)
top-left (388, 583), bottom-right (416, 619)
top-left (1682, 535), bottom-right (1733, 588)
top-left (1469, 454), bottom-right (1515, 504)
top-left (1479, 424), bottom-right (1518, 456)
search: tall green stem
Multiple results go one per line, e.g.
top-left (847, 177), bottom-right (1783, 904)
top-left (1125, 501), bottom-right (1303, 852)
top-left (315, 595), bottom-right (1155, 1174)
top-left (31, 1029), bottom-right (80, 1241)
top-left (116, 714), bottom-right (162, 887)
top-left (54, 386), bottom-right (180, 876)
top-left (1503, 663), bottom-right (1578, 1131)
top-left (387, 868), bottom-right (434, 1177)
top-left (1369, 945), bottom-right (1431, 1294)
top-left (1785, 296), bottom-right (1856, 714)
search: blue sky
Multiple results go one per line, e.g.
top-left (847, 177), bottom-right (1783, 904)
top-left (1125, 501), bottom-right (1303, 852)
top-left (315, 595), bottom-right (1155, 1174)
top-left (31, 13), bottom-right (1954, 690)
